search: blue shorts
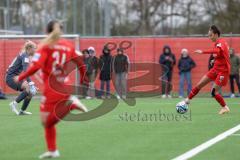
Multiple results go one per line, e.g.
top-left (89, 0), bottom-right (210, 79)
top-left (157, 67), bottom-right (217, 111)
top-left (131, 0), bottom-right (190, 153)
top-left (5, 74), bottom-right (23, 91)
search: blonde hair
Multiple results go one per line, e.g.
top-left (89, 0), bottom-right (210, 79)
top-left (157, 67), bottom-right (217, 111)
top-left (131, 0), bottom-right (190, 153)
top-left (22, 40), bottom-right (37, 53)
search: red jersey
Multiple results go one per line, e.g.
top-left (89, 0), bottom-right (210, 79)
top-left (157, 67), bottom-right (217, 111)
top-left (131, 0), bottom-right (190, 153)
top-left (18, 39), bottom-right (86, 104)
top-left (203, 38), bottom-right (230, 73)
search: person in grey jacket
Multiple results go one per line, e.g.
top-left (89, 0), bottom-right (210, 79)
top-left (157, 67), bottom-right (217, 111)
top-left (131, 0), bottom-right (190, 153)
top-left (113, 48), bottom-right (129, 99)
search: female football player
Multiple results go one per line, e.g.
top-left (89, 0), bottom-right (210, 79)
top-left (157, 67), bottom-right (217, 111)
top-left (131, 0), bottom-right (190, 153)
top-left (15, 20), bottom-right (88, 159)
top-left (179, 25), bottom-right (230, 115)
top-left (6, 40), bottom-right (37, 115)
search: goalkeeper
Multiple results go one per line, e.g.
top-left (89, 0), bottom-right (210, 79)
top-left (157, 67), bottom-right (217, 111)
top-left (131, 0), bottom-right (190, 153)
top-left (5, 40), bottom-right (38, 115)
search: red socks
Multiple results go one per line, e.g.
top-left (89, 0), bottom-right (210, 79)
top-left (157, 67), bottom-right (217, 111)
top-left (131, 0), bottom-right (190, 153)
top-left (188, 87), bottom-right (200, 99)
top-left (187, 86), bottom-right (226, 107)
top-left (214, 94), bottom-right (226, 107)
top-left (45, 126), bottom-right (56, 152)
top-left (43, 101), bottom-right (85, 152)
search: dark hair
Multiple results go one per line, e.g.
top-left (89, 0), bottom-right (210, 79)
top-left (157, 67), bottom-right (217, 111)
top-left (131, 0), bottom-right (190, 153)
top-left (210, 25), bottom-right (221, 36)
top-left (103, 45), bottom-right (110, 53)
top-left (46, 20), bottom-right (63, 33)
top-left (82, 49), bottom-right (89, 54)
top-left (117, 48), bottom-right (124, 52)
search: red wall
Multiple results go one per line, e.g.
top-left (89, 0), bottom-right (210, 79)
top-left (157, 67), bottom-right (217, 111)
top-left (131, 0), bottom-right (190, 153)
top-left (1, 37), bottom-right (240, 94)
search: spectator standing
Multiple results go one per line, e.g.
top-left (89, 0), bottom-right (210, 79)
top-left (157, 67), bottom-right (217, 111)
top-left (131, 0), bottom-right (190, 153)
top-left (99, 46), bottom-right (113, 99)
top-left (86, 47), bottom-right (99, 99)
top-left (229, 48), bottom-right (240, 98)
top-left (82, 49), bottom-right (90, 98)
top-left (113, 48), bottom-right (129, 99)
top-left (178, 49), bottom-right (196, 98)
top-left (159, 45), bottom-right (176, 98)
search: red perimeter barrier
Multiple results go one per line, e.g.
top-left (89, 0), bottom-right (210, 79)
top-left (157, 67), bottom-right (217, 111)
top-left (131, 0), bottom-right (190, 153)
top-left (1, 37), bottom-right (240, 95)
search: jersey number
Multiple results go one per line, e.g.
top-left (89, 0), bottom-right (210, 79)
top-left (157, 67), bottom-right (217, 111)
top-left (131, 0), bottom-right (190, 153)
top-left (52, 51), bottom-right (66, 72)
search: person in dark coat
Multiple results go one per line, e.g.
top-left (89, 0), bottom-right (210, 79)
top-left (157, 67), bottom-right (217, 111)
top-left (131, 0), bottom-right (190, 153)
top-left (159, 45), bottom-right (176, 98)
top-left (113, 48), bottom-right (129, 99)
top-left (178, 49), bottom-right (196, 98)
top-left (99, 46), bottom-right (113, 99)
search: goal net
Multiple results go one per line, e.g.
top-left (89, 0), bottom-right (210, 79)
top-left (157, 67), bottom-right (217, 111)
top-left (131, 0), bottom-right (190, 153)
top-left (0, 34), bottom-right (80, 94)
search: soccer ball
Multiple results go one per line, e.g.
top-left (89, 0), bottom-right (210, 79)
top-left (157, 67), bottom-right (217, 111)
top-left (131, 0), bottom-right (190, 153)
top-left (176, 101), bottom-right (188, 114)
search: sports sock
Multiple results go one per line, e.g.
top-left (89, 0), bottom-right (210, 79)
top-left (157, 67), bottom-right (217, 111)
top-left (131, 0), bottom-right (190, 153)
top-left (188, 87), bottom-right (200, 99)
top-left (214, 94), bottom-right (226, 107)
top-left (15, 91), bottom-right (28, 103)
top-left (45, 126), bottom-right (57, 152)
top-left (54, 101), bottom-right (71, 120)
top-left (44, 101), bottom-right (72, 128)
top-left (21, 97), bottom-right (32, 111)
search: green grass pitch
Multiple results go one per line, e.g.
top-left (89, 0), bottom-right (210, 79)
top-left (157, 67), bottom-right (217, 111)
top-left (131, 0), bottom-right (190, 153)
top-left (0, 97), bottom-right (240, 160)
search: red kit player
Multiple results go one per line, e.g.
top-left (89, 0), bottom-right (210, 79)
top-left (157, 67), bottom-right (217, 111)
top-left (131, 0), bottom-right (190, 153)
top-left (15, 20), bottom-right (88, 159)
top-left (179, 25), bottom-right (230, 114)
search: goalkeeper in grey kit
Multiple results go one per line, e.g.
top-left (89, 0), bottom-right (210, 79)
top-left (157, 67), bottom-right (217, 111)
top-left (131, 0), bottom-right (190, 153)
top-left (5, 41), bottom-right (38, 115)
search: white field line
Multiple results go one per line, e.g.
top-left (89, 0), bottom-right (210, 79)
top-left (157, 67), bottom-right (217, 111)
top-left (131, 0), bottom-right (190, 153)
top-left (172, 124), bottom-right (240, 160)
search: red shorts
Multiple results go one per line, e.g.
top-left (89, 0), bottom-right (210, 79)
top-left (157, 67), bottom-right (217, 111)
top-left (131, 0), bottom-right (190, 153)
top-left (206, 68), bottom-right (229, 86)
top-left (40, 103), bottom-right (57, 113)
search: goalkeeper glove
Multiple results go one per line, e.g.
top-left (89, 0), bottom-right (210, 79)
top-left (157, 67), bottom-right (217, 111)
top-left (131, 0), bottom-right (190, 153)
top-left (28, 82), bottom-right (37, 96)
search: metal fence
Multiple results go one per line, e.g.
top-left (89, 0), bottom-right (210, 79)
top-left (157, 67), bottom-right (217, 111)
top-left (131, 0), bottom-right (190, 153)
top-left (0, 0), bottom-right (111, 36)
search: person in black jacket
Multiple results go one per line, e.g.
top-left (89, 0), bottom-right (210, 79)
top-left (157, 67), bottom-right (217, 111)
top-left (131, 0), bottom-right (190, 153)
top-left (113, 48), bottom-right (129, 99)
top-left (178, 49), bottom-right (196, 98)
top-left (99, 46), bottom-right (113, 99)
top-left (159, 45), bottom-right (176, 98)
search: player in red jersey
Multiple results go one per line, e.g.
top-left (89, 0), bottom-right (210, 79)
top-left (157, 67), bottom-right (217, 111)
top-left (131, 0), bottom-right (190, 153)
top-left (15, 20), bottom-right (88, 159)
top-left (179, 25), bottom-right (230, 115)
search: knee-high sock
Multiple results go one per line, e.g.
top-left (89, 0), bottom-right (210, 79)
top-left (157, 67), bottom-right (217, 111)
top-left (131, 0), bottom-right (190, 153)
top-left (46, 101), bottom-right (72, 128)
top-left (188, 87), bottom-right (200, 99)
top-left (44, 126), bottom-right (56, 151)
top-left (214, 94), bottom-right (226, 107)
top-left (21, 97), bottom-right (32, 111)
top-left (43, 101), bottom-right (73, 152)
top-left (15, 91), bottom-right (28, 103)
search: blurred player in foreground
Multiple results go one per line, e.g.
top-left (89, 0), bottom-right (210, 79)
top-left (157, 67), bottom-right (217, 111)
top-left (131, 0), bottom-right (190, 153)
top-left (179, 25), bottom-right (230, 114)
top-left (6, 40), bottom-right (37, 115)
top-left (15, 20), bottom-right (88, 159)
